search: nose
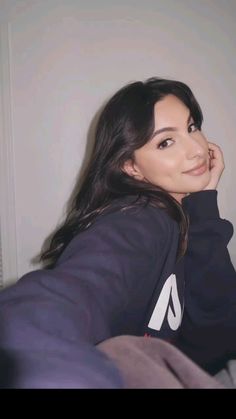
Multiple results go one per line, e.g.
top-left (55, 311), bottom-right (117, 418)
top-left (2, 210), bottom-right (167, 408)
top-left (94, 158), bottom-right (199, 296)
top-left (184, 136), bottom-right (205, 160)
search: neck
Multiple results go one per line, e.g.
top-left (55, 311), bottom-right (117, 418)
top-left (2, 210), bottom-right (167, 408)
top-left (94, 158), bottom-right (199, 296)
top-left (170, 192), bottom-right (189, 204)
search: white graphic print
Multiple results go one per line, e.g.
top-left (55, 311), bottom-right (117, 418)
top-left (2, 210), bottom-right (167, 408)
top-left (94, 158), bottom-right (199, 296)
top-left (148, 274), bottom-right (182, 331)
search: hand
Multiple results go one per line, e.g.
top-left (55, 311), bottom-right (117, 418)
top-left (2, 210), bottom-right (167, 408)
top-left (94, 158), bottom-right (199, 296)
top-left (203, 142), bottom-right (225, 190)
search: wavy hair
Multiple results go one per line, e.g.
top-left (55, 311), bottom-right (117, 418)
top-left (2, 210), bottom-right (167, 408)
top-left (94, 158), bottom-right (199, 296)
top-left (40, 77), bottom-right (203, 267)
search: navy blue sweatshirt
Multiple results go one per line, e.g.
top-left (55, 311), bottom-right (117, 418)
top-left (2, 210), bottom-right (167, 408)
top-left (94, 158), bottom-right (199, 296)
top-left (0, 189), bottom-right (235, 386)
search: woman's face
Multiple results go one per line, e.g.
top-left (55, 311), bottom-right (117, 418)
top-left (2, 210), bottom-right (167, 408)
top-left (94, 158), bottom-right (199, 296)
top-left (124, 94), bottom-right (211, 202)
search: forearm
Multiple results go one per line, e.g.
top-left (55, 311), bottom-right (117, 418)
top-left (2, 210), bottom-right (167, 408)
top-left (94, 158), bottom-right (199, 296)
top-left (179, 190), bottom-right (236, 371)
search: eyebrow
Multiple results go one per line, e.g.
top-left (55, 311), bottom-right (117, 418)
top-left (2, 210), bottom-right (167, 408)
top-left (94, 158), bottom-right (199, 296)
top-left (150, 112), bottom-right (192, 141)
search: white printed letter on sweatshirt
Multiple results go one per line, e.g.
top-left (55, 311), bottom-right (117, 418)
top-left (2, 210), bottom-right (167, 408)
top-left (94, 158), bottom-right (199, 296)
top-left (148, 274), bottom-right (182, 331)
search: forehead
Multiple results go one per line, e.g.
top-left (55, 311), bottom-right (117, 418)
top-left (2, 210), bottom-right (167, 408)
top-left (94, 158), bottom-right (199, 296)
top-left (154, 95), bottom-right (190, 127)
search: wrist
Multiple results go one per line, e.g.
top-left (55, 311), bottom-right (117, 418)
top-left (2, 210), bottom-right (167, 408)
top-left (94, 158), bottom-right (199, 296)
top-left (182, 190), bottom-right (220, 220)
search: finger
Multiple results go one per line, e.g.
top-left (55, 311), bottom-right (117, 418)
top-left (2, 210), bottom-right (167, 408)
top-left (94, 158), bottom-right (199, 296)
top-left (207, 142), bottom-right (224, 159)
top-left (207, 142), bottom-right (221, 151)
top-left (208, 144), bottom-right (225, 170)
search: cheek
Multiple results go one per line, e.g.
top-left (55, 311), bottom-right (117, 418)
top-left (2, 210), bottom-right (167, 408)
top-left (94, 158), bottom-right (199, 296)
top-left (135, 145), bottom-right (184, 182)
top-left (154, 152), bottom-right (182, 176)
top-left (139, 153), bottom-right (178, 180)
top-left (199, 134), bottom-right (209, 151)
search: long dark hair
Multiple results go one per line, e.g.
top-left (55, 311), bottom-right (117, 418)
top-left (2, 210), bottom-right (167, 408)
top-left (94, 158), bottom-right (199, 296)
top-left (40, 77), bottom-right (203, 268)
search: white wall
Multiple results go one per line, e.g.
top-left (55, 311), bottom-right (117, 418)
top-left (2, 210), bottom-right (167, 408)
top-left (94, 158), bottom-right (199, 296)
top-left (0, 0), bottom-right (236, 282)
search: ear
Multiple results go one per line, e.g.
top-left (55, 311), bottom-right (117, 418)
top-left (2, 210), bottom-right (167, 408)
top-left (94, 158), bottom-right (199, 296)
top-left (122, 159), bottom-right (144, 180)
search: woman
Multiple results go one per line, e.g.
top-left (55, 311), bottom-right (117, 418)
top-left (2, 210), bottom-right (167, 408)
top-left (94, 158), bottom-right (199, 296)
top-left (0, 77), bottom-right (235, 388)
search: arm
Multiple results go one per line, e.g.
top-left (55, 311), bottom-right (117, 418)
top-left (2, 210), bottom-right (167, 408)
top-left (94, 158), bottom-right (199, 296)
top-left (177, 191), bottom-right (236, 372)
top-left (177, 142), bottom-right (236, 372)
top-left (0, 204), bottom-right (168, 383)
top-left (0, 204), bottom-right (169, 387)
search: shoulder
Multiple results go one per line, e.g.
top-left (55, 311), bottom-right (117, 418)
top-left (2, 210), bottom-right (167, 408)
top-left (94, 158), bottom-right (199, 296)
top-left (97, 196), bottom-right (174, 233)
top-left (59, 196), bottom-right (179, 263)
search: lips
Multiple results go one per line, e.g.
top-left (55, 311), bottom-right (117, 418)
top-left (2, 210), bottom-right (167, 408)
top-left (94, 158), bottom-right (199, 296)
top-left (183, 161), bottom-right (208, 176)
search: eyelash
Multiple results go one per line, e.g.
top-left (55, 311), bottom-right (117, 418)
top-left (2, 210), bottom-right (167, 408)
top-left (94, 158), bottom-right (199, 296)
top-left (157, 123), bottom-right (200, 150)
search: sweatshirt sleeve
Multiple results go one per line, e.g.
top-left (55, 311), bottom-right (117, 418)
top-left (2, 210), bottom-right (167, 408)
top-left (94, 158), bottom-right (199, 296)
top-left (0, 204), bottom-right (169, 387)
top-left (0, 205), bottom-right (167, 352)
top-left (176, 190), bottom-right (236, 373)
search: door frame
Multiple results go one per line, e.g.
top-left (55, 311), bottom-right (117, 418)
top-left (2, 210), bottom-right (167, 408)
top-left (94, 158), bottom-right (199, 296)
top-left (0, 22), bottom-right (18, 286)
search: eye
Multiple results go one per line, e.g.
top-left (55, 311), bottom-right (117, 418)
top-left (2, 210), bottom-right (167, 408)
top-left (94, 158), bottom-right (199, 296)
top-left (157, 138), bottom-right (174, 150)
top-left (188, 122), bottom-right (199, 133)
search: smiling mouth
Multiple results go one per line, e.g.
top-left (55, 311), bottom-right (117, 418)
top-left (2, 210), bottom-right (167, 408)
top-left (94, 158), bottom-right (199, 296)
top-left (183, 162), bottom-right (208, 176)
